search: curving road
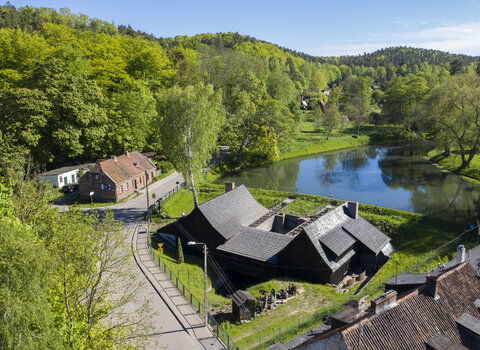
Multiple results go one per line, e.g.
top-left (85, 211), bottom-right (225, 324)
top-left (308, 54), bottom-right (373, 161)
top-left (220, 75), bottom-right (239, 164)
top-left (61, 172), bottom-right (226, 349)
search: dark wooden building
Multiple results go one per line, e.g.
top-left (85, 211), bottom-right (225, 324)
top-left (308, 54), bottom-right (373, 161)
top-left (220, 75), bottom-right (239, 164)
top-left (160, 185), bottom-right (392, 284)
top-left (231, 290), bottom-right (256, 322)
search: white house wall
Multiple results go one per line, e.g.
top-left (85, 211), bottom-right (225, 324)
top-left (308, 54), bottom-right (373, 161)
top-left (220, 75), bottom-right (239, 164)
top-left (39, 169), bottom-right (79, 188)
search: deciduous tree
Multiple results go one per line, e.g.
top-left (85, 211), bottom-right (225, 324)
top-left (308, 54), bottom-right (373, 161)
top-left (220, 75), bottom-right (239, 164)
top-left (157, 83), bottom-right (225, 205)
top-left (340, 76), bottom-right (372, 136)
top-left (421, 74), bottom-right (480, 169)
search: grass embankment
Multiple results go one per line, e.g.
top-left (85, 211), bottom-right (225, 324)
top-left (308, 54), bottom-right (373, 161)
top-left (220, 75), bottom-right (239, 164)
top-left (427, 149), bottom-right (480, 184)
top-left (152, 185), bottom-right (467, 349)
top-left (278, 120), bottom-right (414, 161)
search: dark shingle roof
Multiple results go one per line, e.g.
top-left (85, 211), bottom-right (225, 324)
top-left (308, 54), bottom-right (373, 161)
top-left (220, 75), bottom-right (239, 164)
top-left (342, 217), bottom-right (391, 254)
top-left (198, 185), bottom-right (269, 240)
top-left (216, 226), bottom-right (294, 262)
top-left (302, 204), bottom-right (391, 272)
top-left (231, 290), bottom-right (256, 306)
top-left (426, 332), bottom-right (468, 350)
top-left (319, 227), bottom-right (356, 257)
top-left (40, 166), bottom-right (79, 176)
top-left (297, 263), bottom-right (480, 350)
top-left (384, 272), bottom-right (432, 286)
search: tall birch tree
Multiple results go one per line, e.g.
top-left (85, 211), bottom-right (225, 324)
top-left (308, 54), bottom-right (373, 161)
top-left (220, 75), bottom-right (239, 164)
top-left (157, 83), bottom-right (225, 205)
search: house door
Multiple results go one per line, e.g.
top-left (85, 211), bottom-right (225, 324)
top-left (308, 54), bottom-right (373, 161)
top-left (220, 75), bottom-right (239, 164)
top-left (64, 176), bottom-right (68, 184)
top-left (134, 179), bottom-right (138, 189)
top-left (72, 174), bottom-right (75, 183)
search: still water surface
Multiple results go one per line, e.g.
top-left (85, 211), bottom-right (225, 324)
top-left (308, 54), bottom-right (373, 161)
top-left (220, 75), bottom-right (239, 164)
top-left (218, 145), bottom-right (480, 219)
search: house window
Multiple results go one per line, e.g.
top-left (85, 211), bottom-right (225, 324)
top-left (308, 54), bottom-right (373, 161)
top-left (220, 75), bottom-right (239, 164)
top-left (72, 174), bottom-right (75, 183)
top-left (95, 174), bottom-right (99, 180)
top-left (101, 184), bottom-right (111, 190)
top-left (119, 185), bottom-right (123, 193)
top-left (125, 183), bottom-right (129, 190)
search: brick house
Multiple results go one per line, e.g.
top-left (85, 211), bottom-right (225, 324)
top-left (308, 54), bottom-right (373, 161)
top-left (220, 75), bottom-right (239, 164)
top-left (79, 151), bottom-right (156, 202)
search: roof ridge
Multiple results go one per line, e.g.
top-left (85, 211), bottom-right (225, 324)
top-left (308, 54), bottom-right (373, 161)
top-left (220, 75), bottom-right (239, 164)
top-left (435, 261), bottom-right (470, 282)
top-left (198, 184), bottom-right (247, 207)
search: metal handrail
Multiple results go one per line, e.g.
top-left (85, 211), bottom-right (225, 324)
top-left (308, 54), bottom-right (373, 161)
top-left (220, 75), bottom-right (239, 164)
top-left (143, 183), bottom-right (239, 350)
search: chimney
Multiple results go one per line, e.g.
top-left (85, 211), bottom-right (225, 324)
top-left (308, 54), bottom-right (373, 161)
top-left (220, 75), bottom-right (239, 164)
top-left (273, 214), bottom-right (285, 233)
top-left (124, 149), bottom-right (129, 157)
top-left (347, 201), bottom-right (359, 219)
top-left (426, 274), bottom-right (440, 300)
top-left (371, 290), bottom-right (398, 314)
top-left (225, 182), bottom-right (235, 193)
top-left (456, 245), bottom-right (466, 265)
top-left (111, 155), bottom-right (117, 162)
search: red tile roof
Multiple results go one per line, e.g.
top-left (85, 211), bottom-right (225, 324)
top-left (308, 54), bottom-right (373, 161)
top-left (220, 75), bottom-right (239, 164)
top-left (297, 262), bottom-right (480, 350)
top-left (96, 151), bottom-right (156, 184)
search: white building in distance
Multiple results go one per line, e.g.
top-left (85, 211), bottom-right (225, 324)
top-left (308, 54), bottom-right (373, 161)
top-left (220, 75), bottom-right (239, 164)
top-left (39, 166), bottom-right (80, 188)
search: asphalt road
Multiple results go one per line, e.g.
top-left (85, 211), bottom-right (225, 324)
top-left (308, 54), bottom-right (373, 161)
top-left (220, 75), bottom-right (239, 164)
top-left (61, 172), bottom-right (224, 349)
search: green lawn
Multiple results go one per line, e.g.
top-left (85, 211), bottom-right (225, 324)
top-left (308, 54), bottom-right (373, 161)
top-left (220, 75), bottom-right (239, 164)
top-left (279, 119), bottom-right (415, 161)
top-left (151, 238), bottom-right (230, 310)
top-left (427, 149), bottom-right (480, 184)
top-left (151, 185), bottom-right (468, 349)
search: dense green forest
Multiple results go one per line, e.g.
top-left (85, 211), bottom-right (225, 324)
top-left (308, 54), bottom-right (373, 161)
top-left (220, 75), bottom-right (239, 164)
top-left (2, 3), bottom-right (479, 173)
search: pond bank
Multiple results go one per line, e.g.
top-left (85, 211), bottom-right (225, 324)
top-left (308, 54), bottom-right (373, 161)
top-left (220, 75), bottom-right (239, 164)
top-left (426, 149), bottom-right (480, 185)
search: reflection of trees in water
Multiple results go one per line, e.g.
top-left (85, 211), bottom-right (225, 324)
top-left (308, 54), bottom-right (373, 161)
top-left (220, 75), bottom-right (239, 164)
top-left (378, 147), bottom-right (480, 219)
top-left (315, 152), bottom-right (340, 187)
top-left (315, 147), bottom-right (379, 188)
top-left (339, 148), bottom-right (370, 185)
top-left (341, 148), bottom-right (369, 171)
top-left (366, 147), bottom-right (379, 159)
top-left (249, 159), bottom-right (300, 192)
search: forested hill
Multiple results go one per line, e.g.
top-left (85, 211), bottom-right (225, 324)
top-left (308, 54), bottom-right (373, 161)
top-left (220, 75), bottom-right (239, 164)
top-left (318, 47), bottom-right (480, 68)
top-left (2, 3), bottom-right (478, 70)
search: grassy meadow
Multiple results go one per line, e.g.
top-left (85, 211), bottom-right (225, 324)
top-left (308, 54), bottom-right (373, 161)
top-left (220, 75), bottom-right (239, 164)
top-left (278, 117), bottom-right (415, 161)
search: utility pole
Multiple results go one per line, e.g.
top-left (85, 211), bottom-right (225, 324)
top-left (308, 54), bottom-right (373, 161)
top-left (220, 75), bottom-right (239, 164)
top-left (145, 170), bottom-right (150, 211)
top-left (203, 243), bottom-right (208, 327)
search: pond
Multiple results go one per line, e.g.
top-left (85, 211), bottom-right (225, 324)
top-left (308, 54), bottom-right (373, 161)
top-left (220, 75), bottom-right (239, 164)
top-left (218, 144), bottom-right (480, 220)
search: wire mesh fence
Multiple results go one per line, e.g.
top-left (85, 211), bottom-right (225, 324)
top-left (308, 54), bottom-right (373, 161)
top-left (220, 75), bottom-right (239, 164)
top-left (143, 183), bottom-right (239, 350)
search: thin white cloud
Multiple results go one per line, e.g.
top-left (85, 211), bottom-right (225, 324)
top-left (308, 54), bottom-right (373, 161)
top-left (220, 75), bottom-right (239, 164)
top-left (309, 22), bottom-right (480, 56)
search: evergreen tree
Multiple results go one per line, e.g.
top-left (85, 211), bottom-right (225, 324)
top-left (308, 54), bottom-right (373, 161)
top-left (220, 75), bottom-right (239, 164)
top-left (177, 236), bottom-right (184, 263)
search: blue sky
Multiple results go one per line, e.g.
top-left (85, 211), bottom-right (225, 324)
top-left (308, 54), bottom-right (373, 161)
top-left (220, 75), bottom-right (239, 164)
top-left (8, 0), bottom-right (480, 56)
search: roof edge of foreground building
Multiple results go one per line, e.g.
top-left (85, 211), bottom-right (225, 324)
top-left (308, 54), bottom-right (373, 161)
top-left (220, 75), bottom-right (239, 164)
top-left (295, 262), bottom-right (480, 350)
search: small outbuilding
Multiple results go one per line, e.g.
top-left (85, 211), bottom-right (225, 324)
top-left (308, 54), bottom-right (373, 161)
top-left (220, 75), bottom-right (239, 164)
top-left (231, 290), bottom-right (256, 322)
top-left (39, 166), bottom-right (79, 188)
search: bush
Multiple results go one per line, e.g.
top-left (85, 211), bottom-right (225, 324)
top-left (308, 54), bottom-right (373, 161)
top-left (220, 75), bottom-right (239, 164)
top-left (155, 160), bottom-right (174, 173)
